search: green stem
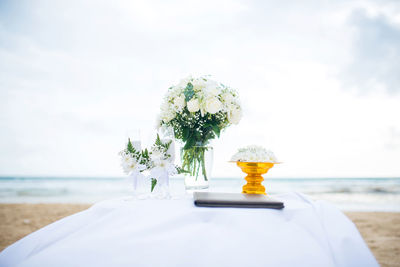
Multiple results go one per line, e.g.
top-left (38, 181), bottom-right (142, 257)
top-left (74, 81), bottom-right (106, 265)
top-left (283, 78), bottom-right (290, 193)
top-left (181, 146), bottom-right (209, 182)
top-left (201, 149), bottom-right (207, 181)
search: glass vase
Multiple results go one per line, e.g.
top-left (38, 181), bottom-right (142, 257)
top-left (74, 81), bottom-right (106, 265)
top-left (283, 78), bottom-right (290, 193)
top-left (128, 171), bottom-right (171, 200)
top-left (181, 145), bottom-right (213, 190)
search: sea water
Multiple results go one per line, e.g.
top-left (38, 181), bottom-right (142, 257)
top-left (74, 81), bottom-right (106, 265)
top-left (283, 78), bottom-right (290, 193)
top-left (0, 177), bottom-right (399, 211)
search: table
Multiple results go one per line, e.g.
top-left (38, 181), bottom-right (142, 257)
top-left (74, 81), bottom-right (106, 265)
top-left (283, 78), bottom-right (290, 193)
top-left (0, 192), bottom-right (378, 267)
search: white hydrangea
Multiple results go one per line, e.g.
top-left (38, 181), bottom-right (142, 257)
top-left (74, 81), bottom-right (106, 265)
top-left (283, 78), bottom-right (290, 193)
top-left (231, 145), bottom-right (278, 163)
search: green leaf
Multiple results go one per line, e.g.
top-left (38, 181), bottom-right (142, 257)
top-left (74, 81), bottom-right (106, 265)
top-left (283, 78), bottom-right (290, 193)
top-left (142, 148), bottom-right (149, 159)
top-left (151, 178), bottom-right (157, 192)
top-left (182, 127), bottom-right (190, 142)
top-left (204, 129), bottom-right (215, 141)
top-left (186, 82), bottom-right (193, 91)
top-left (164, 140), bottom-right (172, 150)
top-left (183, 137), bottom-right (195, 150)
top-left (127, 138), bottom-right (135, 153)
top-left (176, 166), bottom-right (190, 174)
top-left (155, 134), bottom-right (162, 146)
top-left (183, 82), bottom-right (195, 101)
top-left (212, 125), bottom-right (220, 138)
top-left (194, 131), bottom-right (202, 140)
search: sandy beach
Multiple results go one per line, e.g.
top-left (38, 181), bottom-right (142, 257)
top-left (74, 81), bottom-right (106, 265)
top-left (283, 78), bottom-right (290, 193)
top-left (0, 204), bottom-right (399, 267)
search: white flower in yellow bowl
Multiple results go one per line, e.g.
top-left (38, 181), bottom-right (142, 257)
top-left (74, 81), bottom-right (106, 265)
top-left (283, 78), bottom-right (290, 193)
top-left (231, 145), bottom-right (279, 194)
top-left (231, 145), bottom-right (278, 163)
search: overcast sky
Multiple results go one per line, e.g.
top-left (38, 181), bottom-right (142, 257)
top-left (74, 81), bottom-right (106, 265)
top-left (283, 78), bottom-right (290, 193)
top-left (0, 0), bottom-right (399, 178)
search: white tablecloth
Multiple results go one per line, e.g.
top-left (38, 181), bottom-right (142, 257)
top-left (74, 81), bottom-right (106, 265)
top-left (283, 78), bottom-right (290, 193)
top-left (0, 192), bottom-right (378, 267)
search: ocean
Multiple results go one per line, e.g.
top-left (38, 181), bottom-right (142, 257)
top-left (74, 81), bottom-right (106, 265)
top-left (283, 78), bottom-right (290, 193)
top-left (0, 177), bottom-right (399, 212)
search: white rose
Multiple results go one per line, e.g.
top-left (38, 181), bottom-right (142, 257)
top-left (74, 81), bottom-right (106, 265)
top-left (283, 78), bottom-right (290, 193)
top-left (177, 76), bottom-right (192, 88)
top-left (187, 98), bottom-right (200, 112)
top-left (173, 95), bottom-right (185, 111)
top-left (160, 106), bottom-right (175, 123)
top-left (155, 115), bottom-right (162, 129)
top-left (192, 78), bottom-right (207, 91)
top-left (205, 84), bottom-right (220, 97)
top-left (228, 107), bottom-right (242, 124)
top-left (221, 92), bottom-right (234, 103)
top-left (205, 97), bottom-right (222, 114)
top-left (160, 101), bottom-right (175, 123)
top-left (225, 102), bottom-right (236, 113)
top-left (162, 109), bottom-right (175, 123)
top-left (160, 100), bottom-right (170, 111)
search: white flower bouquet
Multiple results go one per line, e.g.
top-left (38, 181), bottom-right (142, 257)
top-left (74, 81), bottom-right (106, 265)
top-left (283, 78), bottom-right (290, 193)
top-left (231, 145), bottom-right (278, 163)
top-left (119, 135), bottom-right (179, 192)
top-left (157, 75), bottom-right (242, 185)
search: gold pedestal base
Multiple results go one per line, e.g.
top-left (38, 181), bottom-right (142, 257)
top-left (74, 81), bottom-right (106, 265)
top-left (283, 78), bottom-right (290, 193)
top-left (236, 162), bottom-right (276, 195)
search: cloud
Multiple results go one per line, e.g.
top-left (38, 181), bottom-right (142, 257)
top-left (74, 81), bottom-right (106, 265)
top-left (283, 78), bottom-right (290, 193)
top-left (0, 0), bottom-right (399, 177)
top-left (344, 8), bottom-right (400, 94)
top-left (384, 127), bottom-right (400, 150)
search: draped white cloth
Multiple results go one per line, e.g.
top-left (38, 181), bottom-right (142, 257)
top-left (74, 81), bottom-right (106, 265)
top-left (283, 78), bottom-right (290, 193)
top-left (0, 192), bottom-right (378, 267)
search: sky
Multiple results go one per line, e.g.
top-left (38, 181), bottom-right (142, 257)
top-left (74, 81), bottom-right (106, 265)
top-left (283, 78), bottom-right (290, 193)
top-left (0, 0), bottom-right (399, 178)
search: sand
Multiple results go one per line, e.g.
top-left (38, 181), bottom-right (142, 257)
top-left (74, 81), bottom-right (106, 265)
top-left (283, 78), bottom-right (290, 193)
top-left (1, 204), bottom-right (399, 267)
top-left (346, 212), bottom-right (400, 267)
top-left (0, 204), bottom-right (90, 253)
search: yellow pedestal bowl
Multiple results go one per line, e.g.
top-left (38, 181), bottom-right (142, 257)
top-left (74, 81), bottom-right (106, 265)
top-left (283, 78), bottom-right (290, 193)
top-left (235, 161), bottom-right (278, 195)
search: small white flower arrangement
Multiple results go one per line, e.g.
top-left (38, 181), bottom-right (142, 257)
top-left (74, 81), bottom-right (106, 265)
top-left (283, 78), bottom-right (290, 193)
top-left (119, 135), bottom-right (181, 192)
top-left (231, 145), bottom-right (278, 163)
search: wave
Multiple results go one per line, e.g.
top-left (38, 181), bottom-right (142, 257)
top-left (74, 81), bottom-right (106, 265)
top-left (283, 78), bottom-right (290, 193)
top-left (1, 177), bottom-right (400, 211)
